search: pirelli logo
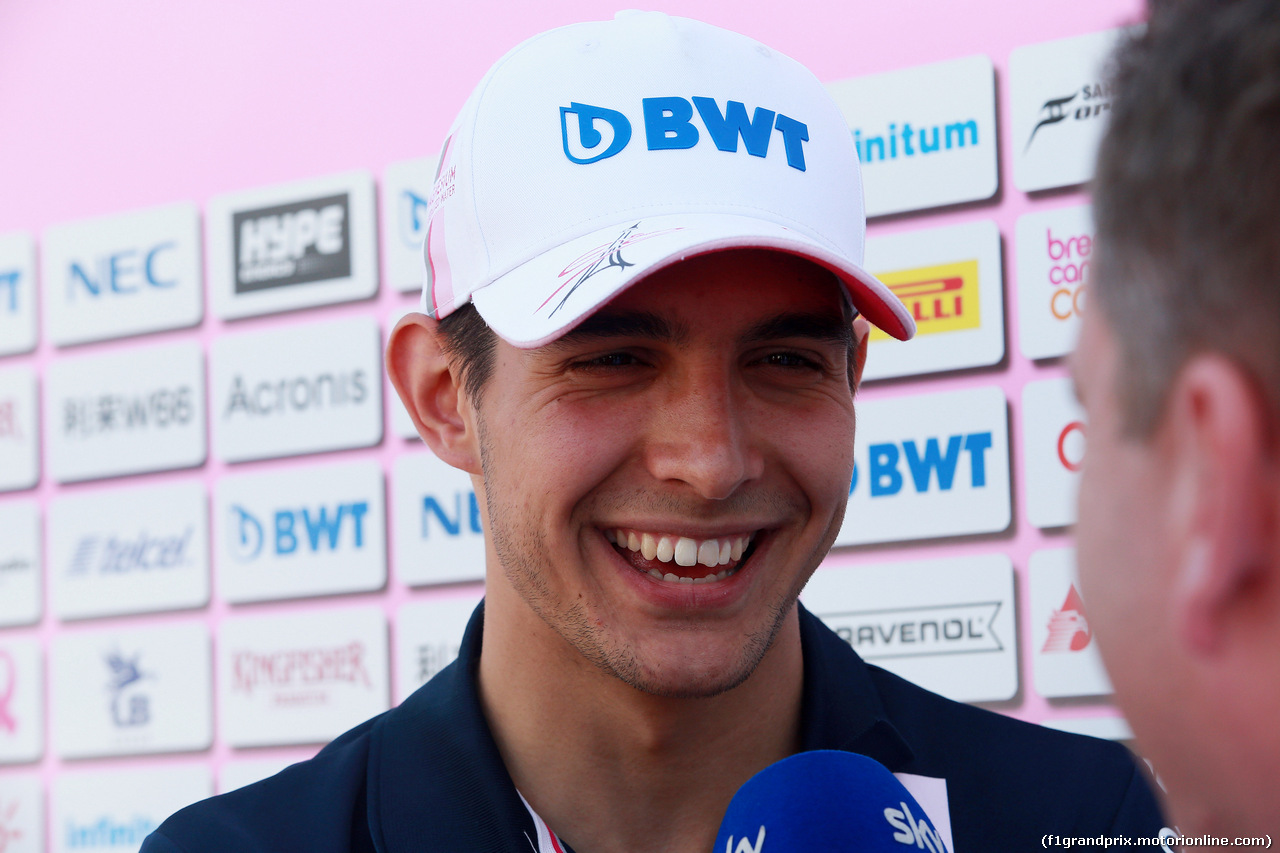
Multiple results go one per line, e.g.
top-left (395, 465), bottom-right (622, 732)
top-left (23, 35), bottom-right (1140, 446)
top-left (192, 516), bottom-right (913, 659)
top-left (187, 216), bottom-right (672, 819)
top-left (870, 259), bottom-right (980, 341)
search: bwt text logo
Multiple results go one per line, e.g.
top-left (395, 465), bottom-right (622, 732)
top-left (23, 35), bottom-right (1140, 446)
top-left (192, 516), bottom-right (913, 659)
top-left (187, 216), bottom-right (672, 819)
top-left (850, 432), bottom-right (994, 497)
top-left (885, 801), bottom-right (946, 851)
top-left (825, 602), bottom-right (1004, 660)
top-left (0, 399), bottom-right (21, 442)
top-left (232, 642), bottom-right (371, 697)
top-left (233, 194), bottom-right (351, 293)
top-left (104, 649), bottom-right (151, 729)
top-left (64, 816), bottom-right (157, 849)
top-left (853, 118), bottom-right (980, 165)
top-left (67, 528), bottom-right (193, 576)
top-left (0, 269), bottom-right (21, 315)
top-left (1042, 584), bottom-right (1093, 653)
top-left (871, 260), bottom-right (980, 342)
top-left (560, 98), bottom-right (810, 170)
top-left (62, 387), bottom-right (193, 438)
top-left (223, 370), bottom-right (368, 419)
top-left (228, 502), bottom-right (370, 562)
top-left (1025, 82), bottom-right (1114, 152)
top-left (422, 490), bottom-right (482, 539)
top-left (1045, 228), bottom-right (1090, 321)
top-left (65, 241), bottom-right (179, 300)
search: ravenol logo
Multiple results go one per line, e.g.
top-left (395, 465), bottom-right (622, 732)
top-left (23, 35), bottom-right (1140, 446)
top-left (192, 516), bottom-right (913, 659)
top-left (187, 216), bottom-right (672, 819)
top-left (560, 97), bottom-right (809, 170)
top-left (870, 260), bottom-right (980, 342)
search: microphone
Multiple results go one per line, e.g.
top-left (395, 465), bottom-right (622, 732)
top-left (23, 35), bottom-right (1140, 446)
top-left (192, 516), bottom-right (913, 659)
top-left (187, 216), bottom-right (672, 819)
top-left (715, 750), bottom-right (949, 853)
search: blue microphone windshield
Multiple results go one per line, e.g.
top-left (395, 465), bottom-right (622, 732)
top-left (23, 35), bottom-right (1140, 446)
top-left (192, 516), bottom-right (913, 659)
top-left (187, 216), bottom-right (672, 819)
top-left (714, 750), bottom-right (949, 853)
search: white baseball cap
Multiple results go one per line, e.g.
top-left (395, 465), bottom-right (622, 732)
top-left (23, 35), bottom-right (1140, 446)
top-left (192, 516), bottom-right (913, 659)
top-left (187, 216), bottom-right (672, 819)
top-left (420, 10), bottom-right (916, 347)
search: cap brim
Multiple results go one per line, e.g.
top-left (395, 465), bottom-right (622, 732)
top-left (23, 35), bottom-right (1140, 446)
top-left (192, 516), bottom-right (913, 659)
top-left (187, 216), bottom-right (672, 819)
top-left (470, 213), bottom-right (916, 348)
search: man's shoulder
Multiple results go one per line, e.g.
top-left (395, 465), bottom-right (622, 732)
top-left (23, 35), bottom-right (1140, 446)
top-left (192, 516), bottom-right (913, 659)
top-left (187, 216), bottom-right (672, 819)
top-left (142, 714), bottom-right (382, 853)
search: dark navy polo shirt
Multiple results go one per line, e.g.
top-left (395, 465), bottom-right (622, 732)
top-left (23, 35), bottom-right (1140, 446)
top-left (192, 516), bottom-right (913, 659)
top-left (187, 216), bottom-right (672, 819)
top-left (144, 602), bottom-right (1165, 852)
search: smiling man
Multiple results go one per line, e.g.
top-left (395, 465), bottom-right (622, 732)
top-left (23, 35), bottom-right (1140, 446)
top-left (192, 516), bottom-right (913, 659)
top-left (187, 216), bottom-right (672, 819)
top-left (145, 12), bottom-right (1164, 853)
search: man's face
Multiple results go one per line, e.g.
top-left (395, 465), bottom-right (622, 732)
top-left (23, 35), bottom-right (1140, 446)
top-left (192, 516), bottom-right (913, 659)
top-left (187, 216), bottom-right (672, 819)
top-left (472, 250), bottom-right (857, 698)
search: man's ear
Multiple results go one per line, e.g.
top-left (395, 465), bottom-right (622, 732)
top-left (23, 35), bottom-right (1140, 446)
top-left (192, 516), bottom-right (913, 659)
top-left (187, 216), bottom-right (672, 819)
top-left (1167, 354), bottom-right (1279, 655)
top-left (386, 312), bottom-right (482, 475)
top-left (852, 316), bottom-right (871, 391)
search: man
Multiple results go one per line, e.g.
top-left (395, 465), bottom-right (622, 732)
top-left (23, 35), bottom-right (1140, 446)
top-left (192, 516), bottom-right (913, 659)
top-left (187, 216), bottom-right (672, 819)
top-left (147, 13), bottom-right (1163, 852)
top-left (1074, 0), bottom-right (1280, 846)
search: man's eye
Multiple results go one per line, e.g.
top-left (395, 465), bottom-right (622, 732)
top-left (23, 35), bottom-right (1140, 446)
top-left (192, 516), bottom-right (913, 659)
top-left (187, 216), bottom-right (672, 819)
top-left (577, 352), bottom-right (641, 369)
top-left (763, 351), bottom-right (819, 369)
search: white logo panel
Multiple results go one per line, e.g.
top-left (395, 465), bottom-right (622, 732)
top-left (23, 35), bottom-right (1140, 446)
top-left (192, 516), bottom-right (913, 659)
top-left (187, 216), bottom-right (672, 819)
top-left (0, 639), bottom-right (43, 764)
top-left (1030, 547), bottom-right (1114, 698)
top-left (393, 451), bottom-right (485, 587)
top-left (211, 315), bottom-right (383, 462)
top-left (53, 765), bottom-right (211, 853)
top-left (45, 340), bottom-right (206, 482)
top-left (49, 480), bottom-right (210, 620)
top-left (837, 386), bottom-right (1011, 546)
top-left (382, 157), bottom-right (436, 293)
top-left (208, 171), bottom-right (378, 319)
top-left (41, 202), bottom-right (203, 346)
top-left (0, 774), bottom-right (44, 853)
top-left (218, 606), bottom-right (389, 748)
top-left (0, 231), bottom-right (37, 357)
top-left (395, 593), bottom-right (483, 703)
top-left (1011, 27), bottom-right (1136, 192)
top-left (803, 554), bottom-right (1017, 703)
top-left (0, 500), bottom-right (41, 627)
top-left (1016, 203), bottom-right (1092, 360)
top-left (1022, 378), bottom-right (1085, 529)
top-left (215, 460), bottom-right (386, 603)
top-left (0, 366), bottom-right (39, 492)
top-left (863, 220), bottom-right (1005, 381)
top-left (52, 622), bottom-right (212, 758)
top-left (827, 55), bottom-right (998, 217)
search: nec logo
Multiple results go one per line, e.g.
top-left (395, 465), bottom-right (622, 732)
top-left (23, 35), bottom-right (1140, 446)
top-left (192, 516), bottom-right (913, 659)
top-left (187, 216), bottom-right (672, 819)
top-left (228, 502), bottom-right (370, 562)
top-left (65, 242), bottom-right (179, 300)
top-left (560, 98), bottom-right (809, 170)
top-left (851, 432), bottom-right (994, 497)
top-left (422, 490), bottom-right (483, 540)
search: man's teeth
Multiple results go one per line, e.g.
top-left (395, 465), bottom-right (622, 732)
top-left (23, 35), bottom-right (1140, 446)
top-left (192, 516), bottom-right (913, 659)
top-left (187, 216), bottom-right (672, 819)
top-left (605, 529), bottom-right (753, 583)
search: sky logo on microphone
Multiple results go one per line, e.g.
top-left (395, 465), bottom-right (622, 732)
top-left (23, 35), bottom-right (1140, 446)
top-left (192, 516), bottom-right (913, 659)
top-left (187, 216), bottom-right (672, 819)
top-left (723, 827), bottom-right (766, 853)
top-left (884, 801), bottom-right (946, 851)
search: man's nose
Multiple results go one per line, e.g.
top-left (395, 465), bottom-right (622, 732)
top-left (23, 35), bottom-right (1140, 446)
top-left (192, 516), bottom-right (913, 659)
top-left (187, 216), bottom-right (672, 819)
top-left (642, 366), bottom-right (764, 501)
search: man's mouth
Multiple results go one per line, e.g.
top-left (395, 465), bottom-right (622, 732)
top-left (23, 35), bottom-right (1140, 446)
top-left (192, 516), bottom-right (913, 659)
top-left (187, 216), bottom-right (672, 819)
top-left (604, 527), bottom-right (757, 584)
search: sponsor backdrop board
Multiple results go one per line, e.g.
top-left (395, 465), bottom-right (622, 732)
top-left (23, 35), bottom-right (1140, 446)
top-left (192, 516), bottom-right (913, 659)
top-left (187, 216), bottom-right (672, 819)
top-left (210, 315), bottom-right (383, 462)
top-left (0, 231), bottom-right (37, 357)
top-left (862, 219), bottom-right (1005, 381)
top-left (214, 459), bottom-right (387, 603)
top-left (52, 765), bottom-right (211, 853)
top-left (1011, 27), bottom-right (1133, 192)
top-left (0, 365), bottom-right (39, 492)
top-left (51, 622), bottom-right (213, 759)
top-left (1030, 547), bottom-right (1114, 699)
top-left (1022, 377), bottom-right (1085, 529)
top-left (392, 450), bottom-right (486, 587)
top-left (49, 480), bottom-right (210, 620)
top-left (218, 607), bottom-right (389, 748)
top-left (41, 202), bottom-right (203, 346)
top-left (827, 55), bottom-right (998, 217)
top-left (0, 500), bottom-right (41, 626)
top-left (396, 593), bottom-right (484, 703)
top-left (1016, 203), bottom-right (1092, 360)
top-left (44, 339), bottom-right (207, 483)
top-left (0, 639), bottom-right (44, 764)
top-left (838, 386), bottom-right (1011, 546)
top-left (0, 774), bottom-right (44, 853)
top-left (382, 157), bottom-right (436, 294)
top-left (208, 171), bottom-right (378, 319)
top-left (804, 554), bottom-right (1018, 703)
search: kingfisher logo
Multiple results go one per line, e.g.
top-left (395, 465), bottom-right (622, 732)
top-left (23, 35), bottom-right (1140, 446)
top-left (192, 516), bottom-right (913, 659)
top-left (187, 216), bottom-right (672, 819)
top-left (231, 642), bottom-right (371, 698)
top-left (560, 97), bottom-right (809, 170)
top-left (1042, 584), bottom-right (1092, 652)
top-left (0, 650), bottom-right (16, 735)
top-left (105, 649), bottom-right (151, 728)
top-left (228, 501), bottom-right (370, 562)
top-left (1025, 82), bottom-right (1113, 152)
top-left (233, 194), bottom-right (351, 292)
top-left (870, 260), bottom-right (980, 341)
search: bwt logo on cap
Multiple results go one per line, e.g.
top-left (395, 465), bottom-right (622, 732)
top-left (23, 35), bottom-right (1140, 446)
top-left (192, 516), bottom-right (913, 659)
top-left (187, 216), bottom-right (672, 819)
top-left (560, 97), bottom-right (810, 170)
top-left (233, 194), bottom-right (351, 293)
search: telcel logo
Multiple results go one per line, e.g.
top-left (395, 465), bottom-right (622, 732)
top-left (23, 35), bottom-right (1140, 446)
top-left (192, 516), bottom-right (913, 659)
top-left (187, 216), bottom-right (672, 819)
top-left (884, 801), bottom-right (945, 851)
top-left (65, 242), bottom-right (178, 300)
top-left (560, 97), bottom-right (809, 170)
top-left (67, 529), bottom-right (193, 576)
top-left (229, 502), bottom-right (370, 562)
top-left (871, 260), bottom-right (980, 341)
top-left (851, 433), bottom-right (994, 497)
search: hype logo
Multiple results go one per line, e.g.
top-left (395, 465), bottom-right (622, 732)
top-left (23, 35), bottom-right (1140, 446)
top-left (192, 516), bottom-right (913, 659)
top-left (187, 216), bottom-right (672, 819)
top-left (0, 650), bottom-right (16, 735)
top-left (560, 103), bottom-right (633, 164)
top-left (105, 649), bottom-right (151, 728)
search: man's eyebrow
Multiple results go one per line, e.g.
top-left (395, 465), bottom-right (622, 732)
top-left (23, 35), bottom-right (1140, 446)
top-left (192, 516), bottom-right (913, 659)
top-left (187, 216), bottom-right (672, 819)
top-left (543, 310), bottom-right (688, 350)
top-left (742, 312), bottom-right (854, 348)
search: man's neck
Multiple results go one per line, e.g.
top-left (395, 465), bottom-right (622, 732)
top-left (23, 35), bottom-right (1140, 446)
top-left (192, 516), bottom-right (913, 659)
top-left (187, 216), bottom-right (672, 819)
top-left (477, 598), bottom-right (806, 853)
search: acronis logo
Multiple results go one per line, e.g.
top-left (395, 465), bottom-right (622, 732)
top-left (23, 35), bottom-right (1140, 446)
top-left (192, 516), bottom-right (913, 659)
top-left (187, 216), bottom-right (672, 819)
top-left (560, 97), bottom-right (809, 170)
